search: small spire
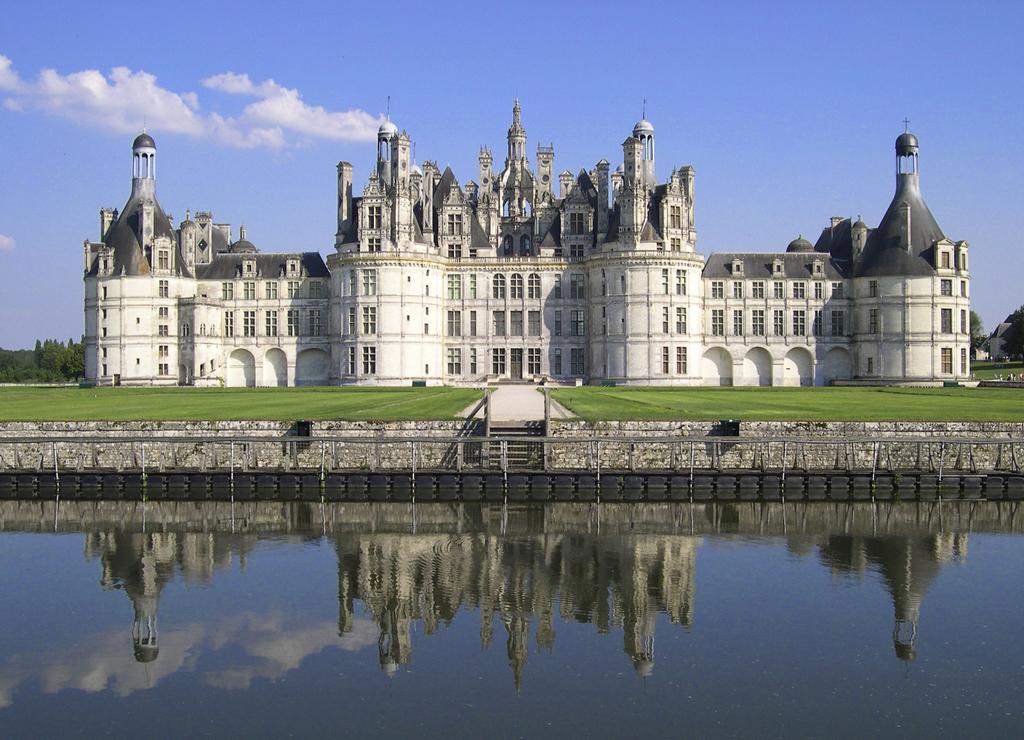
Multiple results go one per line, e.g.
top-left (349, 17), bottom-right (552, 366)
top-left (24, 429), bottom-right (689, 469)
top-left (239, 224), bottom-right (246, 240)
top-left (386, 95), bottom-right (391, 121)
top-left (903, 116), bottom-right (911, 132)
top-left (642, 97), bottom-right (647, 119)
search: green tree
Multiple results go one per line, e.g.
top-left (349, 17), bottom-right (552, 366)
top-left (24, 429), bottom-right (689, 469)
top-left (1004, 306), bottom-right (1024, 360)
top-left (969, 310), bottom-right (986, 351)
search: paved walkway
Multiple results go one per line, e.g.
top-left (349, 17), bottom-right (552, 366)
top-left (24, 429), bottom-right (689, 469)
top-left (459, 385), bottom-right (575, 422)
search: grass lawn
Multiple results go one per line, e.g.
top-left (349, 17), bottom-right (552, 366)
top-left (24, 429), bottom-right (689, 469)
top-left (0, 386), bottom-right (482, 422)
top-left (971, 361), bottom-right (1024, 380)
top-left (550, 386), bottom-right (1024, 422)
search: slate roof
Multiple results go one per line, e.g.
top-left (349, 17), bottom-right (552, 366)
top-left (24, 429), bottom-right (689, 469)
top-left (854, 174), bottom-right (942, 278)
top-left (93, 193), bottom-right (191, 278)
top-left (702, 251), bottom-right (845, 280)
top-left (195, 252), bottom-right (329, 280)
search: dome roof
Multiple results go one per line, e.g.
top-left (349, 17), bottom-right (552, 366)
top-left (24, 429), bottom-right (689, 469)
top-left (787, 236), bottom-right (814, 253)
top-left (896, 132), bottom-right (919, 156)
top-left (852, 218), bottom-right (867, 230)
top-left (633, 118), bottom-right (654, 136)
top-left (133, 132), bottom-right (156, 150)
top-left (228, 238), bottom-right (257, 254)
top-left (378, 120), bottom-right (398, 137)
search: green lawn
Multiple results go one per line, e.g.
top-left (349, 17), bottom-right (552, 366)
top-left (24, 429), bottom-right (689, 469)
top-left (0, 386), bottom-right (482, 422)
top-left (550, 386), bottom-right (1024, 422)
top-left (971, 361), bottom-right (1024, 380)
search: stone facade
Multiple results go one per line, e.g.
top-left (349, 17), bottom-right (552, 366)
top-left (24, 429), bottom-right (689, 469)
top-left (83, 110), bottom-right (971, 387)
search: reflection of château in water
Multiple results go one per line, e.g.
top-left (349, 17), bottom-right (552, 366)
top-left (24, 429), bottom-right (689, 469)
top-left (817, 533), bottom-right (967, 660)
top-left (336, 533), bottom-right (699, 686)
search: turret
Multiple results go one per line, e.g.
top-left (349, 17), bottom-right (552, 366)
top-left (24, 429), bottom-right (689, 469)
top-left (506, 98), bottom-right (527, 163)
top-left (595, 159), bottom-right (610, 234)
top-left (377, 119), bottom-right (398, 182)
top-left (536, 145), bottom-right (554, 201)
top-left (130, 132), bottom-right (156, 199)
top-left (336, 161), bottom-right (353, 246)
top-left (632, 117), bottom-right (655, 186)
top-left (852, 217), bottom-right (868, 262)
top-left (478, 147), bottom-right (493, 194)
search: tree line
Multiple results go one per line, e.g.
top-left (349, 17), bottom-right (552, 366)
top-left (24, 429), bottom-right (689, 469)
top-left (0, 339), bottom-right (85, 383)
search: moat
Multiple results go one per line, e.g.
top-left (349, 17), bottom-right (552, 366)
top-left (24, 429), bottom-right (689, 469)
top-left (0, 501), bottom-right (1020, 737)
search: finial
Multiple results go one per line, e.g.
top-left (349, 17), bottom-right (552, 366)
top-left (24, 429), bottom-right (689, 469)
top-left (386, 95), bottom-right (391, 120)
top-left (185, 208), bottom-right (190, 221)
top-left (143, 115), bottom-right (147, 134)
top-left (240, 224), bottom-right (246, 240)
top-left (642, 98), bottom-right (647, 119)
top-left (903, 117), bottom-right (911, 132)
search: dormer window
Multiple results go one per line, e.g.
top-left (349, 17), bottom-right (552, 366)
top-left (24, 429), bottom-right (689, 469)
top-left (812, 261), bottom-right (823, 276)
top-left (773, 260), bottom-right (784, 275)
top-left (287, 259), bottom-right (299, 275)
top-left (244, 260), bottom-right (255, 275)
top-left (731, 258), bottom-right (743, 275)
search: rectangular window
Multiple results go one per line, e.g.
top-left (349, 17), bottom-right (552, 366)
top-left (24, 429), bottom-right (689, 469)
top-left (867, 356), bottom-right (875, 374)
top-left (553, 275), bottom-right (562, 298)
top-left (773, 281), bottom-right (784, 299)
top-left (570, 348), bottom-right (585, 376)
top-left (869, 308), bottom-right (879, 334)
top-left (470, 348), bottom-right (478, 375)
top-left (941, 251), bottom-right (950, 269)
top-left (662, 269), bottom-right (670, 294)
top-left (157, 250), bottom-right (169, 270)
top-left (266, 282), bottom-right (278, 300)
top-left (528, 274), bottom-right (541, 299)
top-left (661, 346), bottom-right (670, 373)
top-left (960, 347), bottom-right (968, 375)
top-left (941, 308), bottom-right (952, 334)
top-left (570, 243), bottom-right (585, 259)
top-left (348, 271), bottom-right (357, 296)
top-left (493, 311), bottom-right (506, 337)
top-left (960, 309), bottom-right (967, 334)
top-left (941, 347), bottom-right (953, 374)
top-left (831, 310), bottom-right (845, 337)
top-left (528, 310), bottom-right (541, 336)
top-left (346, 347), bottom-right (356, 375)
top-left (287, 281), bottom-right (300, 298)
top-left (347, 306), bottom-right (356, 335)
top-left (510, 275), bottom-right (523, 299)
top-left (711, 281), bottom-right (724, 299)
top-left (287, 309), bottom-right (299, 337)
top-left (222, 282), bottom-right (234, 300)
top-left (447, 310), bottom-right (461, 337)
top-left (527, 348), bottom-right (541, 375)
top-left (158, 280), bottom-right (169, 298)
top-left (670, 205), bottom-right (682, 228)
top-left (675, 307), bottom-right (687, 334)
top-left (224, 311), bottom-right (234, 337)
top-left (243, 281), bottom-right (256, 300)
top-left (447, 348), bottom-right (462, 376)
top-left (960, 280), bottom-right (967, 298)
top-left (309, 281), bottom-right (323, 299)
top-left (554, 310), bottom-right (562, 337)
top-left (366, 236), bottom-right (382, 253)
top-left (362, 271), bottom-right (377, 296)
top-left (670, 237), bottom-right (682, 252)
top-left (569, 212), bottom-right (586, 234)
top-left (158, 363), bottom-right (169, 376)
top-left (712, 309), bottom-right (724, 336)
top-left (571, 310), bottom-right (585, 336)
top-left (940, 279), bottom-right (953, 296)
top-left (773, 310), bottom-right (784, 336)
top-left (243, 310), bottom-right (256, 337)
top-left (469, 310), bottom-right (478, 337)
top-left (158, 345), bottom-right (168, 358)
top-left (675, 270), bottom-right (687, 295)
top-left (493, 275), bottom-right (506, 299)
top-left (676, 347), bottom-right (687, 374)
top-left (570, 273), bottom-right (585, 299)
top-left (832, 282), bottom-right (844, 299)
top-left (814, 282), bottom-right (823, 300)
top-left (448, 243), bottom-right (462, 259)
top-left (733, 282), bottom-right (743, 299)
top-left (812, 310), bottom-right (823, 336)
top-left (492, 348), bottom-right (506, 375)
top-left (662, 306), bottom-right (670, 334)
top-left (362, 346), bottom-right (377, 375)
top-left (793, 282), bottom-right (806, 299)
top-left (752, 309), bottom-right (765, 336)
top-left (447, 213), bottom-right (463, 235)
top-left (752, 281), bottom-right (765, 299)
top-left (362, 306), bottom-right (377, 335)
top-left (367, 205), bottom-right (382, 229)
top-left (265, 310), bottom-right (278, 337)
top-left (792, 310), bottom-right (806, 336)
top-left (309, 309), bottom-right (322, 336)
top-left (158, 306), bottom-right (169, 319)
top-left (732, 310), bottom-right (743, 336)
top-left (869, 280), bottom-right (878, 297)
top-left (553, 348), bottom-right (562, 375)
top-left (447, 274), bottom-right (462, 300)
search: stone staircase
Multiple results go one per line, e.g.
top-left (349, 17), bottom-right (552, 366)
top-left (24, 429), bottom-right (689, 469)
top-left (487, 421), bottom-right (546, 470)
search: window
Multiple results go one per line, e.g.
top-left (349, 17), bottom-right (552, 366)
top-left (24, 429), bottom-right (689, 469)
top-left (676, 270), bottom-right (687, 295)
top-left (670, 237), bottom-right (682, 252)
top-left (662, 307), bottom-right (670, 334)
top-left (243, 310), bottom-right (256, 337)
top-left (367, 205), bottom-right (382, 230)
top-left (348, 271), bottom-right (357, 296)
top-left (553, 275), bottom-right (562, 298)
top-left (309, 281), bottom-right (323, 299)
top-left (287, 309), bottom-right (299, 336)
top-left (773, 310), bottom-right (784, 336)
top-left (469, 274), bottom-right (478, 298)
top-left (570, 348), bottom-right (585, 376)
top-left (528, 273), bottom-right (541, 299)
top-left (869, 280), bottom-right (878, 298)
top-left (362, 346), bottom-right (376, 375)
top-left (831, 310), bottom-right (845, 337)
top-left (773, 281), bottom-right (784, 299)
top-left (528, 310), bottom-right (541, 336)
top-left (812, 310), bottom-right (822, 336)
top-left (940, 279), bottom-right (953, 296)
top-left (224, 311), bottom-right (234, 337)
top-left (447, 274), bottom-right (462, 300)
top-left (158, 363), bottom-right (169, 376)
top-left (158, 345), bottom-right (168, 358)
top-left (569, 273), bottom-right (584, 299)
top-left (492, 348), bottom-right (506, 375)
top-left (511, 274), bottom-right (524, 299)
top-left (960, 347), bottom-right (968, 375)
top-left (792, 282), bottom-right (806, 299)
top-left (662, 269), bottom-right (670, 294)
top-left (366, 236), bottom-right (382, 253)
top-left (243, 281), bottom-right (256, 300)
top-left (447, 213), bottom-right (463, 235)
top-left (601, 307), bottom-right (607, 335)
top-left (569, 212), bottom-right (586, 234)
top-left (814, 282), bottom-right (823, 300)
top-left (447, 348), bottom-right (462, 376)
top-left (866, 356), bottom-right (875, 374)
top-left (829, 282), bottom-right (842, 299)
top-left (733, 282), bottom-right (743, 299)
top-left (940, 308), bottom-right (952, 334)
top-left (752, 310), bottom-right (765, 336)
top-left (661, 346), bottom-right (670, 373)
top-left (347, 306), bottom-right (356, 335)
top-left (732, 310), bottom-right (743, 336)
top-left (570, 243), bottom-right (585, 259)
top-left (362, 306), bottom-right (377, 335)
top-left (447, 310), bottom-right (461, 337)
top-left (510, 311), bottom-right (524, 336)
top-left (676, 307), bottom-right (687, 334)
top-left (493, 274), bottom-right (506, 299)
top-left (676, 347), bottom-right (687, 374)
top-left (941, 347), bottom-right (953, 374)
top-left (669, 205), bottom-right (682, 228)
top-left (752, 281), bottom-right (765, 299)
top-left (571, 310), bottom-right (585, 336)
top-left (266, 282), bottom-right (278, 300)
top-left (711, 309), bottom-right (724, 336)
top-left (158, 307), bottom-right (169, 319)
top-left (554, 310), bottom-right (562, 337)
top-left (469, 310), bottom-right (477, 337)
top-left (711, 281), bottom-right (724, 299)
top-left (244, 261), bottom-right (254, 275)
top-left (265, 311), bottom-right (278, 336)
top-left (222, 282), bottom-right (234, 300)
top-left (792, 310), bottom-right (806, 336)
top-left (181, 323), bottom-right (190, 337)
top-left (346, 347), bottom-right (356, 375)
top-left (470, 348), bottom-right (478, 375)
top-left (287, 281), bottom-right (299, 298)
top-left (158, 280), bottom-right (169, 298)
top-left (868, 308), bottom-right (879, 334)
top-left (960, 309), bottom-right (967, 334)
top-left (363, 271), bottom-right (377, 296)
top-left (448, 243), bottom-right (462, 259)
top-left (528, 348), bottom-right (541, 375)
top-left (308, 309), bottom-right (322, 336)
top-left (158, 324), bottom-right (169, 337)
top-left (553, 348), bottom-right (563, 375)
top-left (940, 251), bottom-right (950, 269)
top-left (493, 311), bottom-right (506, 336)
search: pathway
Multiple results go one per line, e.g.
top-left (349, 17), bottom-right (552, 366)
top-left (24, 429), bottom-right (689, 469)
top-left (459, 385), bottom-right (575, 422)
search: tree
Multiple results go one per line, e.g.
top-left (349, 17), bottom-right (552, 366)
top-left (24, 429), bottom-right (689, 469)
top-left (1003, 306), bottom-right (1024, 360)
top-left (969, 310), bottom-right (986, 351)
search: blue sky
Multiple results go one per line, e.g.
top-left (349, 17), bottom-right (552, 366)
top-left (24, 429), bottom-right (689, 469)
top-left (0, 0), bottom-right (1021, 348)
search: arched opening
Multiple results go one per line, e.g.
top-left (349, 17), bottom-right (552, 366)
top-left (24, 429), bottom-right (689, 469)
top-left (742, 347), bottom-right (772, 387)
top-left (502, 200), bottom-right (511, 217)
top-left (227, 349), bottom-right (256, 388)
top-left (520, 234), bottom-right (532, 256)
top-left (702, 347), bottom-right (733, 386)
top-left (296, 348), bottom-right (329, 386)
top-left (822, 347), bottom-right (852, 385)
top-left (522, 199), bottom-right (532, 217)
top-left (502, 235), bottom-right (513, 256)
top-left (264, 348), bottom-right (288, 387)
top-left (784, 347), bottom-right (814, 387)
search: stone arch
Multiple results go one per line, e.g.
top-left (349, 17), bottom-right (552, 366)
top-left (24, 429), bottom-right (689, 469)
top-left (263, 348), bottom-right (288, 387)
top-left (227, 349), bottom-right (256, 388)
top-left (701, 347), bottom-right (733, 386)
top-left (784, 347), bottom-right (814, 387)
top-left (742, 347), bottom-right (773, 387)
top-left (822, 347), bottom-right (852, 385)
top-left (296, 348), bottom-right (329, 386)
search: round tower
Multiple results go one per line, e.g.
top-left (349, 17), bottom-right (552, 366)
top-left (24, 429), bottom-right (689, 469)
top-left (131, 132), bottom-right (156, 198)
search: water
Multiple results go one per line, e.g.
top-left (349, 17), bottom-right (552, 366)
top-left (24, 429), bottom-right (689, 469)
top-left (0, 501), bottom-right (1021, 738)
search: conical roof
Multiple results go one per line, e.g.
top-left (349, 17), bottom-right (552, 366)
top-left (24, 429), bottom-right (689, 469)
top-left (854, 173), bottom-right (944, 278)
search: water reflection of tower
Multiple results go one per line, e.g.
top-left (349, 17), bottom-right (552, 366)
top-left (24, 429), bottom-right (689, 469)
top-left (819, 533), bottom-right (967, 661)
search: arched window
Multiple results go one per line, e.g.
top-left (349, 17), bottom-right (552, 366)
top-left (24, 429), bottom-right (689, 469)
top-left (502, 200), bottom-right (511, 217)
top-left (502, 235), bottom-right (513, 256)
top-left (510, 274), bottom-right (524, 299)
top-left (522, 200), bottom-right (532, 217)
top-left (519, 234), bottom-right (532, 255)
top-left (493, 273), bottom-right (506, 299)
top-left (528, 273), bottom-right (541, 299)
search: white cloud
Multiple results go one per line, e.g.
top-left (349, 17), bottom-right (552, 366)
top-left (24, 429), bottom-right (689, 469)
top-left (0, 55), bottom-right (382, 149)
top-left (0, 234), bottom-right (14, 252)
